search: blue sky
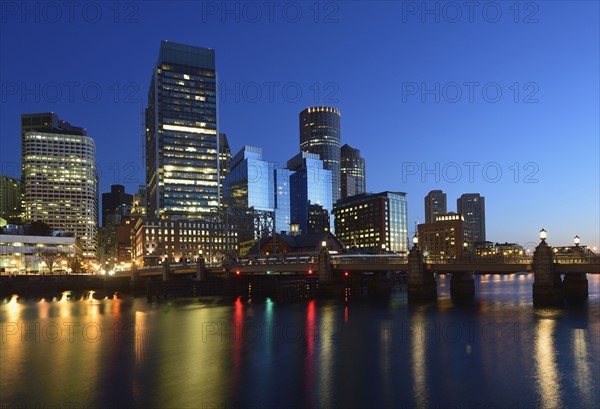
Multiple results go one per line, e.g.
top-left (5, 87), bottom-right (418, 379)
top-left (1, 1), bottom-right (598, 248)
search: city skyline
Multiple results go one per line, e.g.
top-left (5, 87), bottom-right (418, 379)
top-left (0, 2), bottom-right (598, 248)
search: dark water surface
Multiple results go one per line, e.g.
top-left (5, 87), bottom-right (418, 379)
top-left (2, 273), bottom-right (599, 408)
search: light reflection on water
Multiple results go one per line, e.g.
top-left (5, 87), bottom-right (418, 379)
top-left (1, 274), bottom-right (599, 408)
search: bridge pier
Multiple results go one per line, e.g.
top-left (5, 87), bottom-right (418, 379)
top-left (162, 260), bottom-right (172, 282)
top-left (407, 243), bottom-right (437, 302)
top-left (563, 272), bottom-right (588, 299)
top-left (318, 248), bottom-right (333, 282)
top-left (196, 256), bottom-right (206, 281)
top-left (450, 271), bottom-right (475, 299)
top-left (532, 238), bottom-right (563, 306)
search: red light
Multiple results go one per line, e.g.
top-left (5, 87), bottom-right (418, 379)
top-left (344, 272), bottom-right (349, 277)
top-left (236, 270), bottom-right (240, 275)
top-left (308, 269), bottom-right (313, 275)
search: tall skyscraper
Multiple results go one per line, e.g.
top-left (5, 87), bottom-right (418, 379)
top-left (287, 152), bottom-right (333, 234)
top-left (424, 190), bottom-right (447, 223)
top-left (21, 113), bottom-right (98, 259)
top-left (340, 144), bottom-right (366, 199)
top-left (457, 193), bottom-right (486, 242)
top-left (299, 106), bottom-right (341, 204)
top-left (333, 191), bottom-right (408, 254)
top-left (146, 40), bottom-right (219, 220)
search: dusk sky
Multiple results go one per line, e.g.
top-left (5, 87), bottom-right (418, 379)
top-left (1, 1), bottom-right (598, 248)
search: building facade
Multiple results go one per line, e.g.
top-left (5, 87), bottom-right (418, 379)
top-left (299, 106), bottom-right (341, 204)
top-left (340, 144), bottom-right (366, 199)
top-left (333, 192), bottom-right (408, 254)
top-left (0, 176), bottom-right (22, 223)
top-left (457, 193), bottom-right (486, 242)
top-left (131, 216), bottom-right (238, 266)
top-left (21, 113), bottom-right (98, 259)
top-left (145, 41), bottom-right (219, 220)
top-left (0, 234), bottom-right (79, 274)
top-left (424, 189), bottom-right (447, 224)
top-left (418, 213), bottom-right (471, 259)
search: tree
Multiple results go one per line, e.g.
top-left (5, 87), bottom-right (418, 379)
top-left (27, 221), bottom-right (52, 236)
top-left (61, 252), bottom-right (84, 274)
top-left (37, 249), bottom-right (62, 273)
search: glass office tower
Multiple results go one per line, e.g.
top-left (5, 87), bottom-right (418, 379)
top-left (146, 41), bottom-right (219, 219)
top-left (299, 106), bottom-right (341, 204)
top-left (287, 152), bottom-right (333, 234)
top-left (340, 143), bottom-right (366, 199)
top-left (457, 193), bottom-right (486, 242)
top-left (21, 113), bottom-right (98, 259)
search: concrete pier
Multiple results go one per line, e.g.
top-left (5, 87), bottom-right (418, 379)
top-left (407, 244), bottom-right (437, 302)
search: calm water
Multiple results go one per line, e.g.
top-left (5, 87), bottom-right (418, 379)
top-left (1, 274), bottom-right (599, 409)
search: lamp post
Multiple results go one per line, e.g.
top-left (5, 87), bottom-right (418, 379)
top-left (539, 228), bottom-right (547, 242)
top-left (574, 235), bottom-right (580, 247)
top-left (412, 234), bottom-right (418, 248)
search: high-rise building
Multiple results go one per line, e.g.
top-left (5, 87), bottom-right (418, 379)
top-left (333, 191), bottom-right (408, 254)
top-left (145, 41), bottom-right (219, 220)
top-left (424, 190), bottom-right (447, 223)
top-left (418, 212), bottom-right (471, 259)
top-left (0, 176), bottom-right (22, 222)
top-left (340, 144), bottom-right (366, 199)
top-left (218, 133), bottom-right (232, 204)
top-left (299, 106), bottom-right (341, 204)
top-left (101, 184), bottom-right (133, 227)
top-left (21, 113), bottom-right (98, 259)
top-left (457, 193), bottom-right (486, 242)
top-left (287, 152), bottom-right (333, 234)
top-left (131, 185), bottom-right (147, 216)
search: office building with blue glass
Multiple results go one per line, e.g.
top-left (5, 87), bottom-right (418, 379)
top-left (287, 152), bottom-right (333, 234)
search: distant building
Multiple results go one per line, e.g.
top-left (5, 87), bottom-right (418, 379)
top-left (340, 144), bottom-right (366, 199)
top-left (0, 176), bottom-right (22, 222)
top-left (131, 185), bottom-right (147, 216)
top-left (145, 41), bottom-right (219, 219)
top-left (333, 192), bottom-right (408, 254)
top-left (307, 203), bottom-right (330, 234)
top-left (131, 216), bottom-right (238, 266)
top-left (300, 106), bottom-right (341, 203)
top-left (101, 185), bottom-right (132, 227)
top-left (21, 113), bottom-right (98, 260)
top-left (418, 212), bottom-right (471, 259)
top-left (424, 190), bottom-right (447, 224)
top-left (457, 193), bottom-right (486, 242)
top-left (287, 152), bottom-right (333, 234)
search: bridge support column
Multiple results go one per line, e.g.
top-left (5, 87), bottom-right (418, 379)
top-left (407, 243), bottom-right (437, 302)
top-left (130, 263), bottom-right (139, 286)
top-left (532, 238), bottom-right (562, 306)
top-left (196, 256), bottom-right (206, 281)
top-left (450, 271), bottom-right (475, 299)
top-left (563, 273), bottom-right (588, 299)
top-left (318, 248), bottom-right (333, 283)
top-left (162, 260), bottom-right (171, 282)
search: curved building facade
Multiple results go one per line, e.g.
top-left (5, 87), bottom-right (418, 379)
top-left (299, 106), bottom-right (341, 204)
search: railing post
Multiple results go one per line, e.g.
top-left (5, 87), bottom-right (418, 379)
top-left (407, 243), bottom-right (437, 302)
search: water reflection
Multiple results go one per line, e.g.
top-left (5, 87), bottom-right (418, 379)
top-left (411, 306), bottom-right (429, 408)
top-left (0, 275), bottom-right (598, 408)
top-left (535, 318), bottom-right (562, 408)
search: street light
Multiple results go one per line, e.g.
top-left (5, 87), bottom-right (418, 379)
top-left (539, 228), bottom-right (547, 242)
top-left (574, 235), bottom-right (580, 247)
top-left (321, 240), bottom-right (327, 248)
top-left (412, 235), bottom-right (418, 246)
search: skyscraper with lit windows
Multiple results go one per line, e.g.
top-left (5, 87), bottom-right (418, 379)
top-left (340, 144), bottom-right (366, 199)
top-left (424, 190), bottom-right (447, 224)
top-left (457, 193), bottom-right (486, 242)
top-left (146, 41), bottom-right (219, 220)
top-left (299, 106), bottom-right (341, 204)
top-left (21, 113), bottom-right (98, 259)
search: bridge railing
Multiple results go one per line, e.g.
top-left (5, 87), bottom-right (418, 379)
top-left (554, 254), bottom-right (600, 264)
top-left (331, 254), bottom-right (408, 265)
top-left (424, 256), bottom-right (533, 265)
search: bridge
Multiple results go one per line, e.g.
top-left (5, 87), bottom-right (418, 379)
top-left (114, 241), bottom-right (599, 305)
